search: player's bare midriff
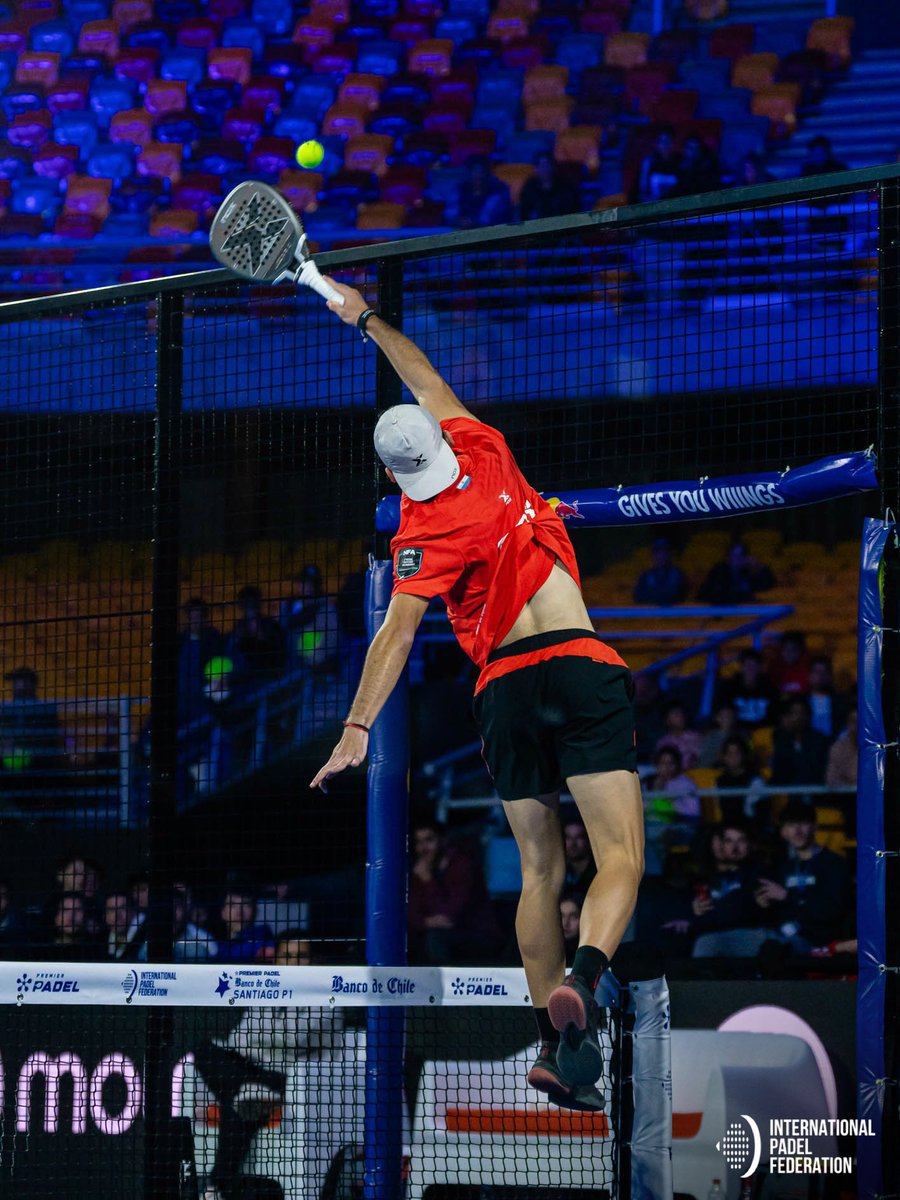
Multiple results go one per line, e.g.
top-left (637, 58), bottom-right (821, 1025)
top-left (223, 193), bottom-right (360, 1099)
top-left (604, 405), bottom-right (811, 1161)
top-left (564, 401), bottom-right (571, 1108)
top-left (500, 558), bottom-right (594, 647)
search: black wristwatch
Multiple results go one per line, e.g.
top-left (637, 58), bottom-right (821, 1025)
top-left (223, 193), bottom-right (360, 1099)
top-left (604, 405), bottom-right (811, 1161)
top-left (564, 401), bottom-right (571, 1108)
top-left (357, 308), bottom-right (377, 342)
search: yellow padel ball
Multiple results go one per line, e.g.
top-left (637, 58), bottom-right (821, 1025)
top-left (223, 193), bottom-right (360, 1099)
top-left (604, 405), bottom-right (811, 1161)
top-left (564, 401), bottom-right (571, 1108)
top-left (296, 139), bottom-right (325, 169)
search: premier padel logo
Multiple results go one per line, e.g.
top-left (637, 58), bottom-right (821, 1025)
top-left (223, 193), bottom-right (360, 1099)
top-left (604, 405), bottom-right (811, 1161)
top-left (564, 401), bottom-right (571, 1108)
top-left (396, 547), bottom-right (423, 579)
top-left (451, 978), bottom-right (465, 996)
top-left (717, 1115), bottom-right (761, 1178)
top-left (16, 973), bottom-right (33, 995)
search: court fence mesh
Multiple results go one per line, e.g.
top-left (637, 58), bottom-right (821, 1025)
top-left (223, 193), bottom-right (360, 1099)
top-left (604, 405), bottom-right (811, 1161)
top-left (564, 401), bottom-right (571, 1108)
top-left (0, 165), bottom-right (896, 1197)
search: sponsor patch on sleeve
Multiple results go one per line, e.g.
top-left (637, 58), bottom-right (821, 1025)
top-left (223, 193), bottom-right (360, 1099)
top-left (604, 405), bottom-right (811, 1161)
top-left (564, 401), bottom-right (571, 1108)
top-left (396, 547), bottom-right (424, 579)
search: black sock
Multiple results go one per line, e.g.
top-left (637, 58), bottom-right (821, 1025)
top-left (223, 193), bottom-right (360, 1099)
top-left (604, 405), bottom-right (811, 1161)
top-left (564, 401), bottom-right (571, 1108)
top-left (572, 945), bottom-right (609, 993)
top-left (534, 1007), bottom-right (559, 1045)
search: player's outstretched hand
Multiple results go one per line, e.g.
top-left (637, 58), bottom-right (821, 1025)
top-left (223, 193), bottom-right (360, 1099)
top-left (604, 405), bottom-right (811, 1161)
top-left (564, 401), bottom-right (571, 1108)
top-left (323, 278), bottom-right (369, 326)
top-left (310, 726), bottom-right (369, 792)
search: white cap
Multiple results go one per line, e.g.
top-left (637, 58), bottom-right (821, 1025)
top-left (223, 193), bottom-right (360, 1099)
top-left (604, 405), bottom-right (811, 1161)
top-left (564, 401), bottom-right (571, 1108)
top-left (373, 405), bottom-right (460, 501)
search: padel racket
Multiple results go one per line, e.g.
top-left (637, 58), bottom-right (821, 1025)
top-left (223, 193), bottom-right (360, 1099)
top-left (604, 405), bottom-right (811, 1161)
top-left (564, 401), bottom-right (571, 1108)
top-left (209, 180), bottom-right (344, 304)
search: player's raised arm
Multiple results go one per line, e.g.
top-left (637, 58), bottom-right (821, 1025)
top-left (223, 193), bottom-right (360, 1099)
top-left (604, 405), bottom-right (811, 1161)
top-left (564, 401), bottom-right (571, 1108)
top-left (309, 591), bottom-right (429, 791)
top-left (322, 277), bottom-right (478, 423)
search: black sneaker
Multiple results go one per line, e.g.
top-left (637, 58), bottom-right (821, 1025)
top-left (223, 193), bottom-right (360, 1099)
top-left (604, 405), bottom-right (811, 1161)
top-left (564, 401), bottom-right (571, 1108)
top-left (547, 973), bottom-right (604, 1086)
top-left (526, 1041), bottom-right (605, 1113)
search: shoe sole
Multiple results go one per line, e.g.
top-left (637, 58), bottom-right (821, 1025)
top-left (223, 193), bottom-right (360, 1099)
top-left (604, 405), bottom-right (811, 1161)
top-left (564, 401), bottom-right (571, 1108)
top-left (548, 984), bottom-right (604, 1086)
top-left (527, 1062), bottom-right (573, 1097)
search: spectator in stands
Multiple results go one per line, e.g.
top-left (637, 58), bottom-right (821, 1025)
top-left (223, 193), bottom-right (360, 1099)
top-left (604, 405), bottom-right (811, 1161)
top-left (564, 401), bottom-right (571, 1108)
top-left (195, 934), bottom-right (344, 1200)
top-left (174, 883), bottom-right (218, 960)
top-left (638, 126), bottom-right (681, 203)
top-left (673, 134), bottom-right (720, 197)
top-left (279, 565), bottom-right (341, 673)
top-left (646, 745), bottom-right (700, 820)
top-left (654, 700), bottom-right (702, 770)
top-left (715, 736), bottom-right (766, 823)
top-left (632, 849), bottom-right (693, 950)
top-left (783, 635), bottom-right (812, 687)
top-left (562, 815), bottom-right (596, 907)
top-left (826, 704), bottom-right (857, 790)
top-left (0, 666), bottom-right (62, 792)
top-left (518, 151), bottom-right (582, 222)
top-left (560, 894), bottom-right (581, 965)
top-left (633, 671), bottom-right (667, 763)
top-left (733, 152), bottom-right (774, 187)
top-left (179, 597), bottom-right (224, 721)
top-left (632, 536), bottom-right (688, 606)
top-left (770, 696), bottom-right (829, 788)
top-left (807, 655), bottom-right (845, 740)
top-left (50, 891), bottom-right (103, 958)
top-left (698, 700), bottom-right (740, 767)
top-left (186, 656), bottom-right (254, 797)
top-left (104, 891), bottom-right (135, 959)
top-left (769, 630), bottom-right (811, 696)
top-left (456, 155), bottom-right (513, 230)
top-left (51, 855), bottom-right (105, 942)
top-left (217, 886), bottom-right (275, 963)
top-left (697, 540), bottom-right (775, 606)
top-left (753, 800), bottom-right (848, 953)
top-left (0, 877), bottom-right (28, 956)
top-left (408, 817), bottom-right (501, 964)
top-left (227, 585), bottom-right (286, 686)
top-left (800, 136), bottom-right (847, 178)
top-left (690, 821), bottom-right (766, 957)
top-left (715, 649), bottom-right (779, 730)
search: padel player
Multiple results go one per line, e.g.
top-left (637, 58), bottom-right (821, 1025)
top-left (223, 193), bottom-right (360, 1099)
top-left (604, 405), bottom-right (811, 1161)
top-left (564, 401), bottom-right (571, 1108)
top-left (311, 280), bottom-right (644, 1111)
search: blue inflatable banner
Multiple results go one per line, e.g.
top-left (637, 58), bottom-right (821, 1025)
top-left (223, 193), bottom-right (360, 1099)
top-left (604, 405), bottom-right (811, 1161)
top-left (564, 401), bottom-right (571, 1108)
top-left (375, 450), bottom-right (877, 535)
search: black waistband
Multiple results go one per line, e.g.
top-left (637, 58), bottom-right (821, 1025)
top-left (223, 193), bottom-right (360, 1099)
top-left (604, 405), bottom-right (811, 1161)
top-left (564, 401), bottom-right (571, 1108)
top-left (486, 628), bottom-right (602, 664)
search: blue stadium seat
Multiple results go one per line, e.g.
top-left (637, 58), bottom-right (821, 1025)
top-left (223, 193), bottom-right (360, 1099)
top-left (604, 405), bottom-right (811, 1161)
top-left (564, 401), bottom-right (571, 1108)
top-left (472, 104), bottom-right (517, 145)
top-left (288, 76), bottom-right (338, 117)
top-left (86, 141), bottom-right (134, 181)
top-left (63, 0), bottom-right (109, 21)
top-left (356, 38), bottom-right (404, 76)
top-left (0, 144), bottom-right (29, 179)
top-left (155, 111), bottom-right (202, 142)
top-left (476, 66), bottom-right (523, 108)
top-left (90, 75), bottom-right (138, 124)
top-left (53, 109), bottom-right (100, 152)
top-left (382, 72), bottom-right (430, 105)
top-left (304, 202), bottom-right (358, 232)
top-left (679, 59), bottom-right (731, 95)
top-left (555, 34), bottom-right (601, 80)
top-left (109, 173), bottom-right (164, 211)
top-left (718, 116), bottom-right (771, 169)
top-left (1, 86), bottom-right (45, 121)
top-left (126, 24), bottom-right (174, 52)
top-left (435, 17), bottom-right (477, 46)
top-left (30, 19), bottom-right (75, 56)
top-left (156, 0), bottom-right (199, 20)
top-left (10, 177), bottom-right (61, 220)
top-left (102, 209), bottom-right (149, 237)
top-left (696, 90), bottom-right (751, 124)
top-left (250, 0), bottom-right (292, 36)
top-left (160, 46), bottom-right (206, 84)
top-left (317, 134), bottom-right (345, 178)
top-left (345, 19), bottom-right (387, 41)
top-left (0, 2), bottom-right (11, 18)
top-left (272, 111), bottom-right (318, 144)
top-left (425, 164), bottom-right (467, 204)
top-left (192, 79), bottom-right (240, 127)
top-left (0, 50), bottom-right (14, 92)
top-left (191, 137), bottom-right (245, 175)
top-left (357, 0), bottom-right (397, 17)
top-left (447, 0), bottom-right (489, 18)
top-left (60, 54), bottom-right (106, 75)
top-left (221, 18), bottom-right (265, 60)
top-left (505, 129), bottom-right (554, 162)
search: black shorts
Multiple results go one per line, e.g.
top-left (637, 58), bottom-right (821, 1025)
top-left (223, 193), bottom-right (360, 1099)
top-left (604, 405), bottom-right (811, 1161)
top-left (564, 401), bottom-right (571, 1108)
top-left (472, 630), bottom-right (637, 802)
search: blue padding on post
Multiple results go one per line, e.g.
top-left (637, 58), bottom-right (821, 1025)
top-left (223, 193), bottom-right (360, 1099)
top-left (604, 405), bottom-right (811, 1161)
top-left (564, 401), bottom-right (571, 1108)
top-left (856, 516), bottom-right (890, 1200)
top-left (364, 557), bottom-right (407, 1200)
top-left (374, 451), bottom-right (877, 535)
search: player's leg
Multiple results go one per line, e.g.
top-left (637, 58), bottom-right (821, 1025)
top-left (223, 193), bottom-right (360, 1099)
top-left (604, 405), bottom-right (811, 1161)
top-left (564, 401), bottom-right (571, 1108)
top-left (549, 768), bottom-right (644, 1085)
top-left (502, 793), bottom-right (603, 1111)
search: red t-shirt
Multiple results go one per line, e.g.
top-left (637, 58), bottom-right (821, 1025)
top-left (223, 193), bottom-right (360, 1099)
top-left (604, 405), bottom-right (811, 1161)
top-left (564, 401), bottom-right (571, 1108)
top-left (391, 417), bottom-right (606, 677)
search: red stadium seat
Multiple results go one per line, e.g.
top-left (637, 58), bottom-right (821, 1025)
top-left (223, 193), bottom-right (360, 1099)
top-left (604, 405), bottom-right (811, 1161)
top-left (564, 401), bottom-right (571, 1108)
top-left (623, 62), bottom-right (674, 114)
top-left (243, 74), bottom-right (285, 113)
top-left (15, 52), bottom-right (60, 87)
top-left (221, 106), bottom-right (264, 141)
top-left (111, 0), bottom-right (153, 32)
top-left (77, 20), bottom-right (120, 61)
top-left (136, 140), bottom-right (183, 180)
top-left (486, 10), bottom-right (530, 43)
top-left (114, 47), bottom-right (160, 83)
top-left (492, 161), bottom-right (534, 204)
top-left (388, 16), bottom-right (432, 45)
top-left (708, 24), bottom-right (755, 62)
top-left (145, 78), bottom-right (187, 115)
top-left (501, 36), bottom-right (548, 70)
top-left (171, 171), bottom-right (222, 213)
top-left (408, 37), bottom-right (453, 75)
top-left (448, 126), bottom-right (495, 165)
top-left (247, 135), bottom-right (294, 174)
top-left (345, 132), bottom-right (393, 175)
top-left (208, 46), bottom-right (252, 84)
top-left (64, 172), bottom-right (111, 218)
top-left (523, 63), bottom-right (568, 105)
top-left (423, 96), bottom-right (473, 133)
top-left (53, 211), bottom-right (102, 236)
top-left (338, 72), bottom-right (384, 109)
top-left (732, 52), bottom-right (778, 92)
top-left (322, 101), bottom-right (370, 138)
top-left (177, 18), bottom-right (220, 49)
top-left (379, 163), bottom-right (425, 204)
top-left (109, 107), bottom-right (153, 146)
top-left (47, 79), bottom-right (89, 112)
top-left (604, 31), bottom-right (649, 69)
top-left (311, 41), bottom-right (358, 76)
top-left (356, 199), bottom-right (405, 228)
top-left (33, 139), bottom-right (78, 177)
top-left (7, 109), bottom-right (53, 149)
top-left (806, 16), bottom-right (853, 70)
top-left (149, 207), bottom-right (197, 236)
top-left (0, 21), bottom-right (30, 54)
top-left (554, 124), bottom-right (602, 173)
top-left (277, 167), bottom-right (322, 211)
top-left (525, 96), bottom-right (573, 133)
